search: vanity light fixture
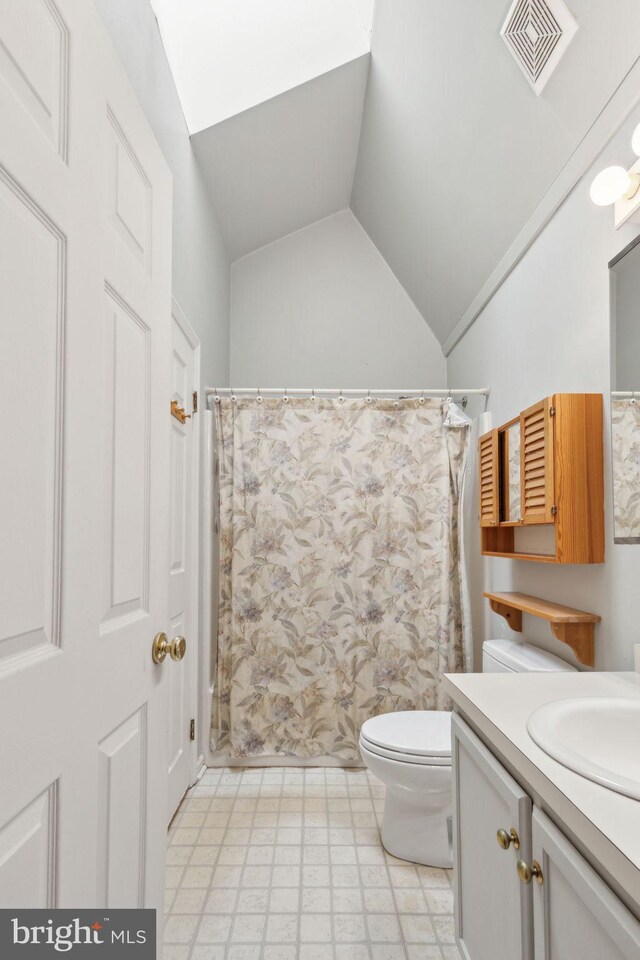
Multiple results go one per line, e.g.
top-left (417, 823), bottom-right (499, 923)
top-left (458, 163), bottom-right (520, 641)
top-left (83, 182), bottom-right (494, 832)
top-left (589, 167), bottom-right (640, 207)
top-left (590, 122), bottom-right (640, 227)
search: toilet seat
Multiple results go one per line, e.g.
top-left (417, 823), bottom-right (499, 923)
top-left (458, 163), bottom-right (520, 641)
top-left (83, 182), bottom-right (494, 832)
top-left (359, 736), bottom-right (451, 766)
top-left (360, 710), bottom-right (451, 766)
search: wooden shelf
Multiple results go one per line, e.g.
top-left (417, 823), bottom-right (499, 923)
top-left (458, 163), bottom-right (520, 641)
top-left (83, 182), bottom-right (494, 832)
top-left (481, 550), bottom-right (557, 564)
top-left (483, 591), bottom-right (600, 667)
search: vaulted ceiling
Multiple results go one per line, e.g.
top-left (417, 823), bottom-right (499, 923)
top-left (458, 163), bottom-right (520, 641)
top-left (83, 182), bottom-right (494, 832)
top-left (151, 0), bottom-right (640, 346)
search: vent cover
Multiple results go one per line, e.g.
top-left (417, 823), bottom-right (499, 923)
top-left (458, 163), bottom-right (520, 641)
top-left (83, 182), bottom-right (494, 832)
top-left (501, 0), bottom-right (578, 95)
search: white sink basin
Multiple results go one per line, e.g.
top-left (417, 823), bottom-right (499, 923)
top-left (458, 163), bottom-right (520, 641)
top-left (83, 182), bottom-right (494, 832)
top-left (527, 697), bottom-right (640, 801)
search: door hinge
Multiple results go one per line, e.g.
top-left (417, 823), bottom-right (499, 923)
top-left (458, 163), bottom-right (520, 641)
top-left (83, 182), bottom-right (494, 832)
top-left (549, 405), bottom-right (556, 416)
top-left (551, 505), bottom-right (558, 516)
top-left (192, 390), bottom-right (198, 413)
top-left (189, 718), bottom-right (195, 741)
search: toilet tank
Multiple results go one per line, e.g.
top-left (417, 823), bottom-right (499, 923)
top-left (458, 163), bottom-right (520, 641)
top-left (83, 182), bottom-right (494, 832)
top-left (482, 639), bottom-right (577, 674)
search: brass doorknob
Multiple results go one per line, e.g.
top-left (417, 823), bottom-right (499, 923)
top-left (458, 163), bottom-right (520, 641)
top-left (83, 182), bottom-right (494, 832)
top-left (152, 633), bottom-right (187, 664)
top-left (517, 859), bottom-right (543, 885)
top-left (496, 827), bottom-right (520, 851)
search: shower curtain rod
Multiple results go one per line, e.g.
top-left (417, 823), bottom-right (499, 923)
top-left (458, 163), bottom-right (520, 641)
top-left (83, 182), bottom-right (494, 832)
top-left (611, 390), bottom-right (639, 397)
top-left (205, 387), bottom-right (490, 398)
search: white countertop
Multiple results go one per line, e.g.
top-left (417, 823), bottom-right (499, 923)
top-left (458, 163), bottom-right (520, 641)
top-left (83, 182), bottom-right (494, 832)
top-left (443, 670), bottom-right (640, 912)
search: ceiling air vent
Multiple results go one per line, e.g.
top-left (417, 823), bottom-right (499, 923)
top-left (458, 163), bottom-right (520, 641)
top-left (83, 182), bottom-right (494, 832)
top-left (501, 0), bottom-right (578, 95)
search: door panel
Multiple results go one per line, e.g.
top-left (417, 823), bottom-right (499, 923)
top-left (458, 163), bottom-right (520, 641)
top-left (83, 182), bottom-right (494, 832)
top-left (0, 168), bottom-right (64, 661)
top-left (0, 0), bottom-right (69, 158)
top-left (97, 709), bottom-right (146, 908)
top-left (532, 809), bottom-right (640, 960)
top-left (0, 0), bottom-right (172, 919)
top-left (100, 288), bottom-right (150, 631)
top-left (452, 715), bottom-right (534, 960)
top-left (0, 786), bottom-right (56, 909)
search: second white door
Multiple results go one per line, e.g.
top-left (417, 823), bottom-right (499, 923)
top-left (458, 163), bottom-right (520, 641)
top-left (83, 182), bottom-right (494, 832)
top-left (167, 302), bottom-right (201, 820)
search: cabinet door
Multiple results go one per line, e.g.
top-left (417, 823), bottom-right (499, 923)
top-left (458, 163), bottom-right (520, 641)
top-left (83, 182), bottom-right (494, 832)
top-left (452, 715), bottom-right (534, 960)
top-left (479, 430), bottom-right (500, 527)
top-left (532, 809), bottom-right (640, 960)
top-left (521, 398), bottom-right (555, 524)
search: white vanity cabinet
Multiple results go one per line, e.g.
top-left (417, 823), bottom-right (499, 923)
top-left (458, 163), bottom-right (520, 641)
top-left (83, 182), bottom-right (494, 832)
top-left (452, 714), bottom-right (533, 960)
top-left (452, 714), bottom-right (640, 960)
top-left (532, 809), bottom-right (640, 960)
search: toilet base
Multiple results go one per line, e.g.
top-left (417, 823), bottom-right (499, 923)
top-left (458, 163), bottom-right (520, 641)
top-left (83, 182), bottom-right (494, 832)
top-left (381, 786), bottom-right (453, 868)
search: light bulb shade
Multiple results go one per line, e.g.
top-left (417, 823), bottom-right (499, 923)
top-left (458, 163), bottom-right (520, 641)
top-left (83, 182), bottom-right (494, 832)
top-left (632, 123), bottom-right (640, 157)
top-left (590, 166), bottom-right (632, 206)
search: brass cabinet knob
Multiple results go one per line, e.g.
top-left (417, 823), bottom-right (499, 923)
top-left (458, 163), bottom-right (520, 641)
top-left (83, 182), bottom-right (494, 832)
top-left (152, 633), bottom-right (187, 664)
top-left (517, 858), bottom-right (543, 885)
top-left (496, 827), bottom-right (520, 851)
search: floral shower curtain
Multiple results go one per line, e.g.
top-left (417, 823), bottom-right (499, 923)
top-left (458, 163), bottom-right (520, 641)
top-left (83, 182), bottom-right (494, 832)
top-left (611, 398), bottom-right (640, 543)
top-left (212, 397), bottom-right (471, 760)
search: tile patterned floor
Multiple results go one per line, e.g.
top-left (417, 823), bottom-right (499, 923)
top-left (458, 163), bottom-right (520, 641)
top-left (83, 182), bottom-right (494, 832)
top-left (164, 767), bottom-right (462, 960)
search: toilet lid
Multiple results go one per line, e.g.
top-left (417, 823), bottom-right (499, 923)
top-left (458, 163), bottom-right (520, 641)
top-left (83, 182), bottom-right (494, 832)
top-left (360, 710), bottom-right (451, 759)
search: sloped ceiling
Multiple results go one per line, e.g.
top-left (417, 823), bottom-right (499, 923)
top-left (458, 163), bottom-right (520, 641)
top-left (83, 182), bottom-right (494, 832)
top-left (192, 56), bottom-right (370, 261)
top-left (152, 0), bottom-right (640, 348)
top-left (150, 0), bottom-right (372, 131)
top-left (351, 0), bottom-right (640, 345)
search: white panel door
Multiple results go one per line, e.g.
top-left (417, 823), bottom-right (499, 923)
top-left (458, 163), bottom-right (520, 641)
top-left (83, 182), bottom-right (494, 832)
top-left (0, 0), bottom-right (172, 921)
top-left (167, 303), bottom-right (200, 820)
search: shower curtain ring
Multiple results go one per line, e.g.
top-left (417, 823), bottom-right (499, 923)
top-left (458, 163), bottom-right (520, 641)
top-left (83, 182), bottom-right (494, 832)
top-left (338, 388), bottom-right (344, 403)
top-left (366, 388), bottom-right (372, 404)
top-left (283, 387), bottom-right (289, 403)
top-left (256, 387), bottom-right (262, 403)
top-left (214, 387), bottom-right (221, 404)
top-left (310, 388), bottom-right (316, 402)
top-left (231, 388), bottom-right (237, 402)
top-left (419, 388), bottom-right (425, 404)
top-left (631, 391), bottom-right (637, 405)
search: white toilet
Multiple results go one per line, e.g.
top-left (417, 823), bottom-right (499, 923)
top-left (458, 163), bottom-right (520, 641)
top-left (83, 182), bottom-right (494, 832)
top-left (359, 639), bottom-right (576, 868)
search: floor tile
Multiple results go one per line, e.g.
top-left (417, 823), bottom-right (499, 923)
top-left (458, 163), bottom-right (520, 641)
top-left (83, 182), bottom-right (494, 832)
top-left (163, 766), bottom-right (459, 959)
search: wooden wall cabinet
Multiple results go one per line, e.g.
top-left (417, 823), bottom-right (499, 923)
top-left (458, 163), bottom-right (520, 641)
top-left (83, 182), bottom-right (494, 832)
top-left (478, 394), bottom-right (604, 564)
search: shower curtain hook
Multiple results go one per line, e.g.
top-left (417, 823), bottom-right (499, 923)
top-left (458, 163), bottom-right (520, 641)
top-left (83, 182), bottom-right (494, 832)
top-left (214, 387), bottom-right (221, 404)
top-left (366, 387), bottom-right (372, 404)
top-left (231, 387), bottom-right (237, 402)
top-left (631, 391), bottom-right (637, 405)
top-left (419, 388), bottom-right (425, 404)
top-left (310, 388), bottom-right (316, 402)
top-left (338, 388), bottom-right (344, 404)
top-left (283, 387), bottom-right (289, 403)
top-left (256, 387), bottom-right (262, 404)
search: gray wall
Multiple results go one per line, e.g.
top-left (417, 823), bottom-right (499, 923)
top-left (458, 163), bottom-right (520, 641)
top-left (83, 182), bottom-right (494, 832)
top-left (95, 0), bottom-right (230, 387)
top-left (230, 209), bottom-right (446, 387)
top-left (448, 107), bottom-right (640, 672)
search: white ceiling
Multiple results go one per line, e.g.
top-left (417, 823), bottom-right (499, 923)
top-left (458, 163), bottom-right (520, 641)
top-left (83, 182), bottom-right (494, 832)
top-left (150, 0), bottom-right (372, 132)
top-left (351, 0), bottom-right (640, 345)
top-left (192, 55), bottom-right (370, 262)
top-left (152, 0), bottom-right (640, 346)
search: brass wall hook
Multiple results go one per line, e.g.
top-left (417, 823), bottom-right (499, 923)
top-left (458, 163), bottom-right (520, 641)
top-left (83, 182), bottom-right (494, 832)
top-left (171, 400), bottom-right (191, 423)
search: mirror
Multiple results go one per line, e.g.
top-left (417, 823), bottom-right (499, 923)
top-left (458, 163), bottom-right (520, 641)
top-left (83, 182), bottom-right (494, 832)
top-left (500, 420), bottom-right (521, 523)
top-left (610, 238), bottom-right (640, 543)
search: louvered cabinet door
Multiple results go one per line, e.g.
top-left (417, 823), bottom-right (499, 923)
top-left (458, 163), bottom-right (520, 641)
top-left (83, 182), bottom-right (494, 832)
top-left (479, 430), bottom-right (500, 527)
top-left (521, 399), bottom-right (555, 524)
